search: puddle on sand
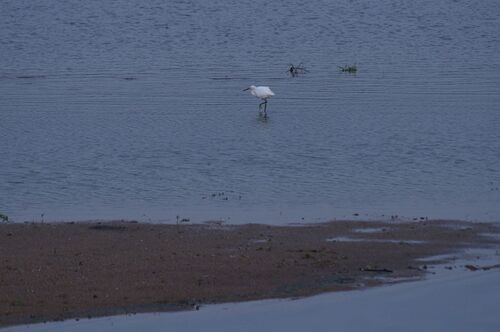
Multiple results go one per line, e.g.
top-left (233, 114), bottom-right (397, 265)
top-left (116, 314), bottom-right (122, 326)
top-left (352, 227), bottom-right (388, 234)
top-left (326, 237), bottom-right (426, 245)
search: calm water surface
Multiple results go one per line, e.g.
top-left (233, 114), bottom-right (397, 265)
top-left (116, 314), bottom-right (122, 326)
top-left (1, 0), bottom-right (499, 223)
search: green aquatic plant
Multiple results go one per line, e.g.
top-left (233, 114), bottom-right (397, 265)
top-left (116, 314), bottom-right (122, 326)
top-left (0, 213), bottom-right (8, 222)
top-left (338, 64), bottom-right (357, 73)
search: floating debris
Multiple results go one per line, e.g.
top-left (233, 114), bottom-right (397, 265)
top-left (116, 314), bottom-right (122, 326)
top-left (0, 213), bottom-right (8, 222)
top-left (205, 191), bottom-right (240, 201)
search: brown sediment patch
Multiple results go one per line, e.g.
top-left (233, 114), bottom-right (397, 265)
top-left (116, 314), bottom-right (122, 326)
top-left (0, 219), bottom-right (499, 327)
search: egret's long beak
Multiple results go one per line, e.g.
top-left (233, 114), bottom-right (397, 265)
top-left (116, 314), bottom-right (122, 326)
top-left (243, 87), bottom-right (249, 91)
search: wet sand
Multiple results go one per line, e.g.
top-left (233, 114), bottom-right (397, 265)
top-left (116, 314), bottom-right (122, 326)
top-left (1, 219), bottom-right (499, 327)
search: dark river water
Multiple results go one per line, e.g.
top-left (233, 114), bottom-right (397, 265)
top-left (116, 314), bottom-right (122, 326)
top-left (1, 0), bottom-right (499, 223)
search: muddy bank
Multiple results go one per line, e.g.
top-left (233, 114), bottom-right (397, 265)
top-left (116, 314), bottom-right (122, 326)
top-left (1, 219), bottom-right (499, 327)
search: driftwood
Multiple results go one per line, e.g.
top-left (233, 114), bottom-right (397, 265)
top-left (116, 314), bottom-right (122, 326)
top-left (465, 264), bottom-right (500, 271)
top-left (360, 266), bottom-right (393, 273)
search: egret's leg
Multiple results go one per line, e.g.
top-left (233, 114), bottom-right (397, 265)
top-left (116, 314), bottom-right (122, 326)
top-left (263, 100), bottom-right (268, 117)
top-left (259, 101), bottom-right (266, 110)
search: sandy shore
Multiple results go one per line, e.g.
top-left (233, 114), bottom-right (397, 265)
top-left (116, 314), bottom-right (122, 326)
top-left (1, 219), bottom-right (499, 327)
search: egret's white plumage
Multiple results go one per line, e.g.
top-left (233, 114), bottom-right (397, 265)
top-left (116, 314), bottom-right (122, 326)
top-left (243, 85), bottom-right (275, 117)
top-left (245, 85), bottom-right (275, 99)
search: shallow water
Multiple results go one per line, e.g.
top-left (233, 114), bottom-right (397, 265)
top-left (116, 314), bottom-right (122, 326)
top-left (1, 0), bottom-right (499, 223)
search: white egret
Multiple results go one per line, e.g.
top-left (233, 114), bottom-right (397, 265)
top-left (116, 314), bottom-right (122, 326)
top-left (243, 85), bottom-right (275, 117)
